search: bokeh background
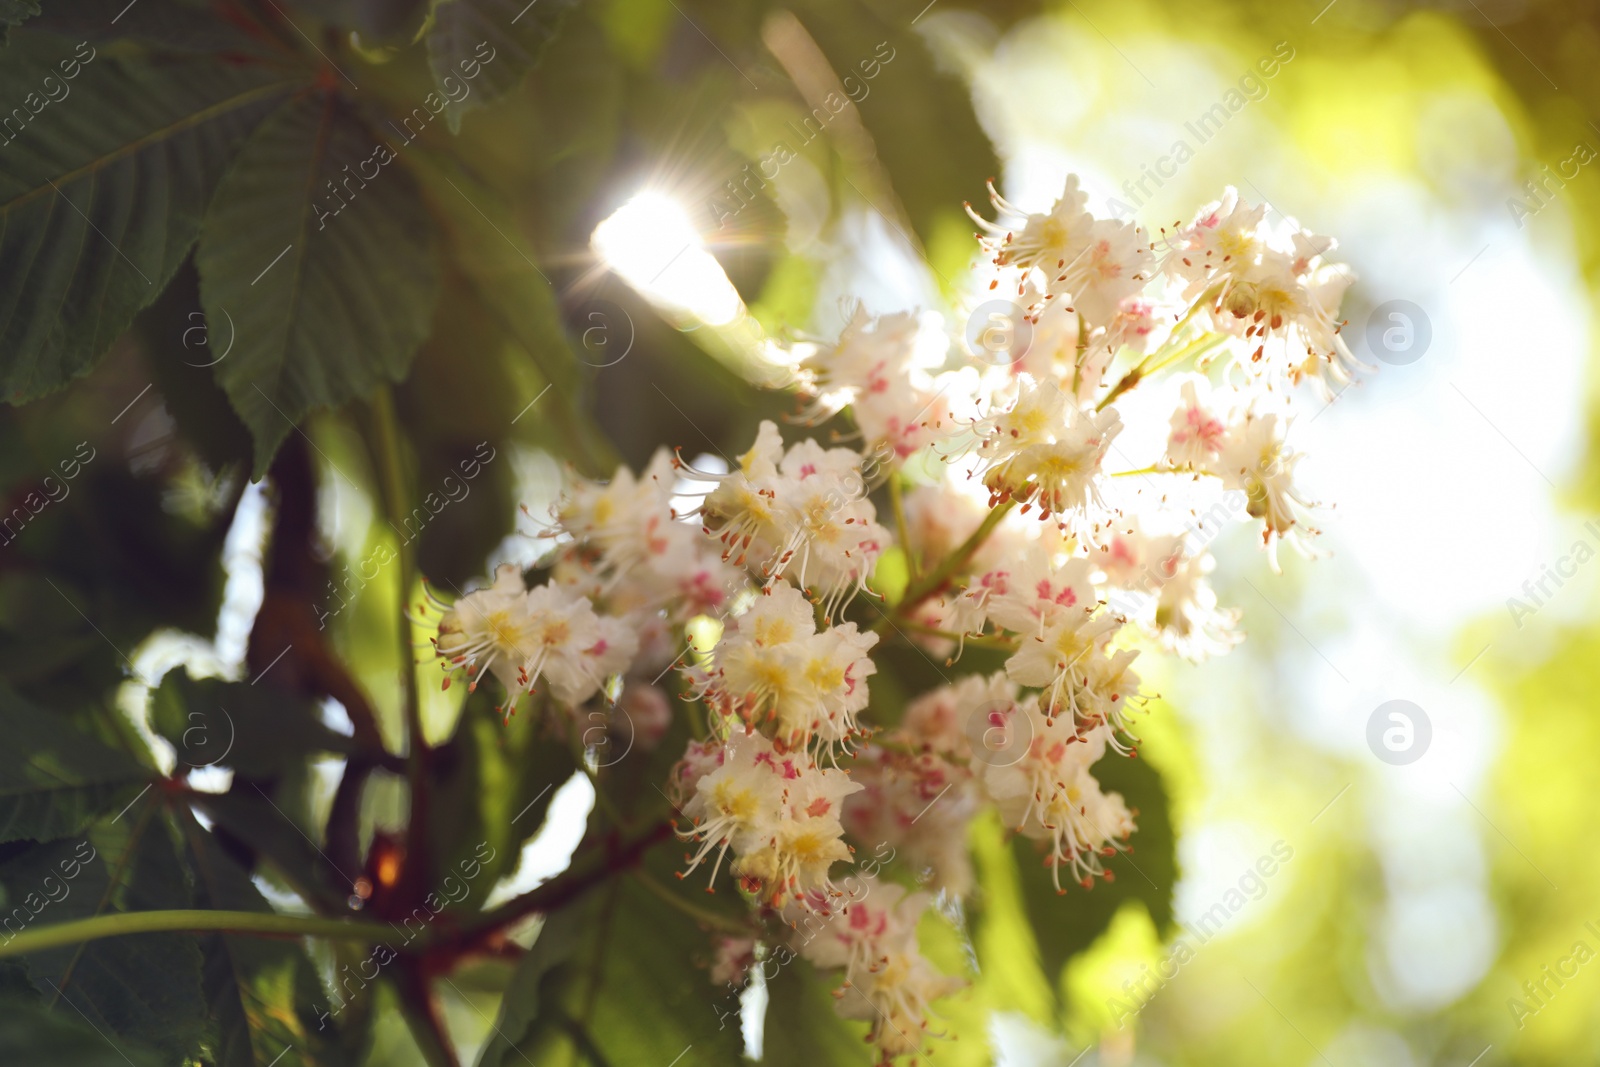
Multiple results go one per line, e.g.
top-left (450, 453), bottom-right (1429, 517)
top-left (5, 0), bottom-right (1598, 1063)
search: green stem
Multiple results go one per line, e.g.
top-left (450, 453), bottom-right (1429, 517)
top-left (393, 958), bottom-right (461, 1067)
top-left (1098, 284), bottom-right (1227, 412)
top-left (0, 910), bottom-right (392, 961)
top-left (1097, 334), bottom-right (1226, 412)
top-left (1141, 332), bottom-right (1227, 378)
top-left (1166, 279), bottom-right (1225, 340)
top-left (1071, 315), bottom-right (1089, 395)
top-left (370, 388), bottom-right (432, 905)
top-left (553, 1011), bottom-right (617, 1067)
top-left (1096, 368), bottom-right (1142, 411)
top-left (370, 387), bottom-right (422, 753)
top-left (685, 692), bottom-right (710, 742)
top-left (874, 498), bottom-right (1016, 634)
top-left (887, 476), bottom-right (917, 583)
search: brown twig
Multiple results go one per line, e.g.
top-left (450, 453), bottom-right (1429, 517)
top-left (456, 821), bottom-right (674, 951)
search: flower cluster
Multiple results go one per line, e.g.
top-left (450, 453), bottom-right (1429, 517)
top-left (781, 307), bottom-right (977, 463)
top-left (787, 878), bottom-right (964, 1058)
top-left (686, 425), bottom-right (893, 622)
top-left (428, 176), bottom-right (1354, 1062)
top-left (1164, 378), bottom-right (1317, 565)
top-left (1159, 186), bottom-right (1361, 393)
top-left (690, 579), bottom-right (877, 759)
top-left (675, 725), bottom-right (861, 905)
top-left (431, 563), bottom-right (637, 721)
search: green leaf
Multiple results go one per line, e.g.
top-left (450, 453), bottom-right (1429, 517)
top-left (761, 957), bottom-right (872, 1065)
top-left (479, 853), bottom-right (747, 1065)
top-left (178, 814), bottom-right (349, 1067)
top-left (966, 810), bottom-right (1054, 1028)
top-left (1009, 750), bottom-right (1177, 986)
top-left (0, 994), bottom-right (163, 1067)
top-left (196, 94), bottom-right (442, 478)
top-left (426, 700), bottom-right (576, 901)
top-left (785, 0), bottom-right (999, 286)
top-left (133, 258), bottom-right (255, 471)
top-left (149, 668), bottom-right (362, 780)
top-left (426, 0), bottom-right (579, 131)
top-left (406, 149), bottom-right (616, 474)
top-left (189, 790), bottom-right (353, 915)
top-left (405, 150), bottom-right (573, 395)
top-left (0, 682), bottom-right (150, 844)
top-left (2, 811), bottom-right (208, 1061)
top-left (0, 466), bottom-right (233, 709)
top-left (0, 0), bottom-right (38, 41)
top-left (472, 912), bottom-right (588, 1067)
top-left (33, 1), bottom-right (266, 53)
top-left (0, 35), bottom-right (294, 404)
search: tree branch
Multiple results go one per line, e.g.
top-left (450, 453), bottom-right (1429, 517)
top-left (458, 821), bottom-right (674, 947)
top-left (393, 959), bottom-right (462, 1067)
top-left (874, 497), bottom-right (1016, 633)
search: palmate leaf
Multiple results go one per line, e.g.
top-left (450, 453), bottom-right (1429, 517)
top-left (0, 682), bottom-right (151, 844)
top-left (0, 0), bottom-right (38, 40)
top-left (148, 668), bottom-right (362, 780)
top-left (407, 150), bottom-right (618, 473)
top-left (189, 789), bottom-right (352, 915)
top-left (476, 848), bottom-right (747, 1066)
top-left (425, 699), bottom-right (577, 901)
top-left (2, 810), bottom-right (208, 1062)
top-left (0, 34), bottom-right (295, 404)
top-left (134, 258), bottom-right (256, 470)
top-left (0, 995), bottom-right (163, 1066)
top-left (178, 814), bottom-right (351, 1067)
top-left (761, 957), bottom-right (874, 1065)
top-left (426, 0), bottom-right (579, 131)
top-left (405, 150), bottom-right (575, 396)
top-left (32, 0), bottom-right (267, 53)
top-left (197, 93), bottom-right (442, 478)
top-left (780, 0), bottom-right (1000, 285)
top-left (472, 909), bottom-right (588, 1067)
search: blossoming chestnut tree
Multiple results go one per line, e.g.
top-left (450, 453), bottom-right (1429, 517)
top-left (427, 178), bottom-right (1359, 1061)
top-left (0, 3), bottom-right (1361, 1064)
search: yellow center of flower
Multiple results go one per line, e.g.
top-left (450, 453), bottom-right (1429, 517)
top-left (785, 826), bottom-right (832, 866)
top-left (805, 658), bottom-right (846, 692)
top-left (1217, 228), bottom-right (1257, 259)
top-left (537, 619), bottom-right (571, 646)
top-left (485, 610), bottom-right (533, 655)
top-left (712, 780), bottom-right (759, 820)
